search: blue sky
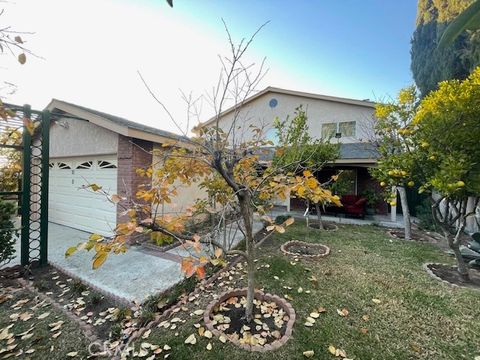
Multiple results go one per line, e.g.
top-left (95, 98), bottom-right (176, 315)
top-left (163, 0), bottom-right (418, 101)
top-left (3, 0), bottom-right (418, 132)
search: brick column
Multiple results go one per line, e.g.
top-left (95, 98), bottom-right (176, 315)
top-left (117, 135), bottom-right (153, 224)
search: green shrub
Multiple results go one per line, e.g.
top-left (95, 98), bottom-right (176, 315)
top-left (0, 199), bottom-right (17, 267)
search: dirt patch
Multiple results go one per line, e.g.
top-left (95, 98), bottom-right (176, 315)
top-left (308, 221), bottom-right (338, 231)
top-left (388, 229), bottom-right (439, 243)
top-left (281, 240), bottom-right (330, 258)
top-left (426, 263), bottom-right (480, 290)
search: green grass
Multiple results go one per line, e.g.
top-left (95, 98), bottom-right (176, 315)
top-left (133, 222), bottom-right (480, 360)
top-left (0, 288), bottom-right (90, 359)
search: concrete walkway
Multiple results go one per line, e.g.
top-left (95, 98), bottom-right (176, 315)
top-left (4, 220), bottom-right (262, 305)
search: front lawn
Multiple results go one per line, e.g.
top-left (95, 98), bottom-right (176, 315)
top-left (133, 222), bottom-right (479, 359)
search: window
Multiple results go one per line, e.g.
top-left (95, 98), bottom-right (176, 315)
top-left (49, 163), bottom-right (55, 169)
top-left (98, 160), bottom-right (117, 169)
top-left (76, 161), bottom-right (93, 169)
top-left (57, 162), bottom-right (71, 169)
top-left (321, 123), bottom-right (337, 139)
top-left (339, 121), bottom-right (356, 137)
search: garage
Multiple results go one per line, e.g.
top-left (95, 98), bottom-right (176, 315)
top-left (48, 155), bottom-right (117, 236)
top-left (46, 99), bottom-right (188, 237)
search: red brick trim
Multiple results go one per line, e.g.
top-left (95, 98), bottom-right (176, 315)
top-left (117, 135), bottom-right (153, 225)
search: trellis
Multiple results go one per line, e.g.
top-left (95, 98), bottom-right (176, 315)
top-left (0, 104), bottom-right (50, 267)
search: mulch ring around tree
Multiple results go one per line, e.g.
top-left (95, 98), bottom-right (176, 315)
top-left (281, 240), bottom-right (330, 258)
top-left (28, 265), bottom-right (132, 340)
top-left (424, 263), bottom-right (480, 290)
top-left (204, 289), bottom-right (295, 351)
top-left (307, 221), bottom-right (338, 231)
top-left (388, 229), bottom-right (439, 243)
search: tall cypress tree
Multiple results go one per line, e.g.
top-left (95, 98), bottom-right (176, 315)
top-left (411, 0), bottom-right (479, 96)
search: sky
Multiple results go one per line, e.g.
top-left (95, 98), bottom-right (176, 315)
top-left (0, 0), bottom-right (418, 134)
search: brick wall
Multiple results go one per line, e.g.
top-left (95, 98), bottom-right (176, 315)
top-left (117, 135), bottom-right (153, 224)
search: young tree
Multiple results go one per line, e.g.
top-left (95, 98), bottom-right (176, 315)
top-left (370, 86), bottom-right (420, 240)
top-left (273, 106), bottom-right (341, 229)
top-left (412, 68), bottom-right (480, 281)
top-left (66, 25), bottom-right (339, 322)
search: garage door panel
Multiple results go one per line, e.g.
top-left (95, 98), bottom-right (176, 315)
top-left (49, 156), bottom-right (117, 236)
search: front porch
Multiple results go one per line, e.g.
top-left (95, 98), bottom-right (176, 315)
top-left (268, 206), bottom-right (408, 228)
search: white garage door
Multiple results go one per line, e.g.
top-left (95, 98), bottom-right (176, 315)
top-left (48, 155), bottom-right (117, 236)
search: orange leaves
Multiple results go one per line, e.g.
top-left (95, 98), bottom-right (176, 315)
top-left (92, 251), bottom-right (108, 270)
top-left (181, 257), bottom-right (207, 279)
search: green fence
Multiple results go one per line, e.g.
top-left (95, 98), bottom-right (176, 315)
top-left (0, 104), bottom-right (50, 267)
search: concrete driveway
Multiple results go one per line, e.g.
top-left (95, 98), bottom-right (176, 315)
top-left (7, 223), bottom-right (184, 304)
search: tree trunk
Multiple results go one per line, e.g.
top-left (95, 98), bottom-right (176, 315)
top-left (397, 186), bottom-right (411, 240)
top-left (446, 232), bottom-right (470, 281)
top-left (238, 192), bottom-right (255, 321)
top-left (315, 202), bottom-right (324, 230)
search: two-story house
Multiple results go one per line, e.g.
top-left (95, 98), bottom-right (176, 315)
top-left (199, 86), bottom-right (387, 215)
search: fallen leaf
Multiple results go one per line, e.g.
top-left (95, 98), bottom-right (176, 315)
top-left (184, 334), bottom-right (196, 345)
top-left (206, 342), bottom-right (212, 351)
top-left (66, 352), bottom-right (78, 357)
top-left (360, 328), bottom-right (368, 334)
top-left (204, 330), bottom-right (213, 339)
top-left (328, 345), bottom-right (337, 355)
top-left (362, 315), bottom-right (369, 321)
top-left (303, 350), bottom-right (315, 358)
top-left (37, 312), bottom-right (50, 320)
top-left (219, 335), bottom-right (227, 343)
top-left (337, 308), bottom-right (349, 317)
top-left (372, 298), bottom-right (381, 304)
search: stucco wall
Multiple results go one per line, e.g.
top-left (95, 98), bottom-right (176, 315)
top-left (214, 92), bottom-right (376, 145)
top-left (50, 117), bottom-right (118, 158)
top-left (152, 145), bottom-right (207, 216)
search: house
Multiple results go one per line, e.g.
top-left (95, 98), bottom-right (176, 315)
top-left (45, 99), bottom-right (204, 236)
top-left (199, 86), bottom-right (387, 215)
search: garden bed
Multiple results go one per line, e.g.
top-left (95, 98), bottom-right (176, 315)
top-left (424, 263), bottom-right (480, 290)
top-left (204, 289), bottom-right (295, 351)
top-left (28, 265), bottom-right (130, 341)
top-left (281, 240), bottom-right (330, 258)
top-left (388, 229), bottom-right (439, 243)
top-left (307, 221), bottom-right (338, 231)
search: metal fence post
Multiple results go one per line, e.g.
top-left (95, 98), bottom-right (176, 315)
top-left (20, 104), bottom-right (32, 266)
top-left (39, 110), bottom-right (50, 266)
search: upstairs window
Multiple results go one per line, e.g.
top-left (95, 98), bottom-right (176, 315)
top-left (339, 121), bottom-right (356, 137)
top-left (321, 123), bottom-right (337, 139)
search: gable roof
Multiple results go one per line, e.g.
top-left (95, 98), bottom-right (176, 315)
top-left (200, 86), bottom-right (376, 128)
top-left (46, 99), bottom-right (189, 145)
